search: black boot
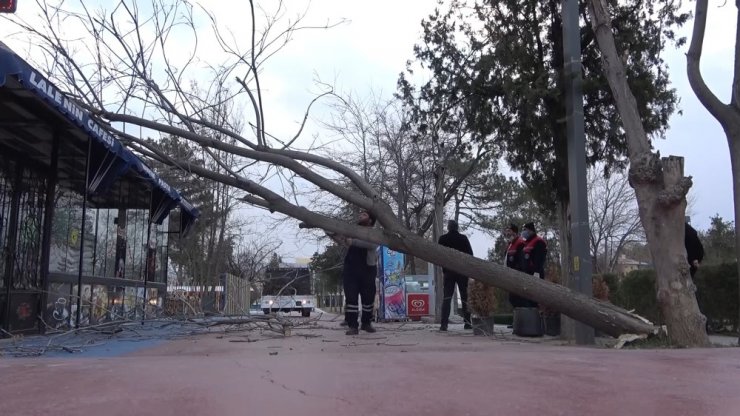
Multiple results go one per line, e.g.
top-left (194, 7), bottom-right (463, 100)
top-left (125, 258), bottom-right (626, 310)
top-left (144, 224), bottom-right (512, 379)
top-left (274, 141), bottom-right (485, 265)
top-left (346, 327), bottom-right (359, 335)
top-left (360, 323), bottom-right (376, 333)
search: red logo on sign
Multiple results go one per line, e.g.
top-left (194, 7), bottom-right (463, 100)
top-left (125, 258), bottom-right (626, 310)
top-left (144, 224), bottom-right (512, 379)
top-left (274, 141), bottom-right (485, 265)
top-left (16, 302), bottom-right (32, 320)
top-left (407, 294), bottom-right (429, 316)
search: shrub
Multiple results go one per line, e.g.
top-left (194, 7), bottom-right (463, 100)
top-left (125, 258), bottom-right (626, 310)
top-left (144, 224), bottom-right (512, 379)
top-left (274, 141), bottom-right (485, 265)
top-left (608, 265), bottom-right (738, 333)
top-left (468, 279), bottom-right (497, 317)
top-left (493, 313), bottom-right (514, 326)
top-left (493, 287), bottom-right (513, 313)
top-left (592, 276), bottom-right (610, 301)
top-left (615, 269), bottom-right (661, 324)
top-left (600, 273), bottom-right (621, 304)
top-left (694, 263), bottom-right (739, 332)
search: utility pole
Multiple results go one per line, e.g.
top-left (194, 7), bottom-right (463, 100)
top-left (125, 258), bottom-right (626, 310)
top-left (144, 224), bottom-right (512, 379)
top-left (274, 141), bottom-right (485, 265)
top-left (562, 0), bottom-right (595, 345)
top-left (432, 164), bottom-right (445, 323)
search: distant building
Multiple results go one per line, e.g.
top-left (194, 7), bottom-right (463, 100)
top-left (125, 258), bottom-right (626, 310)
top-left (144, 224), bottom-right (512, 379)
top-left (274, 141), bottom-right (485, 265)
top-left (615, 254), bottom-right (652, 276)
top-left (293, 257), bottom-right (312, 266)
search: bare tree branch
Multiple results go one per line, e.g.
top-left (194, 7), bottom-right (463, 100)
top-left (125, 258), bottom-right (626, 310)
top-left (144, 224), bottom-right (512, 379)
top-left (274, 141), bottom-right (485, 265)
top-left (686, 0), bottom-right (732, 122)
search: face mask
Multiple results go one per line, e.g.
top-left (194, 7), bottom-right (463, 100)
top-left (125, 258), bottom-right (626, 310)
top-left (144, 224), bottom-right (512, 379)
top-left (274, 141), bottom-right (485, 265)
top-left (521, 230), bottom-right (532, 239)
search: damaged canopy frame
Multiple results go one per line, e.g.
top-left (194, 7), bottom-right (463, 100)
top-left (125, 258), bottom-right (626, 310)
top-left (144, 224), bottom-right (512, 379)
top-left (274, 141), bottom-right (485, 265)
top-left (0, 42), bottom-right (199, 334)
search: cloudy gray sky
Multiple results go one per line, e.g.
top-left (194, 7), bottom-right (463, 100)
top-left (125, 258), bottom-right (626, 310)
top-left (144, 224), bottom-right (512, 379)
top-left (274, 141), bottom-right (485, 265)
top-left (2, 1), bottom-right (735, 261)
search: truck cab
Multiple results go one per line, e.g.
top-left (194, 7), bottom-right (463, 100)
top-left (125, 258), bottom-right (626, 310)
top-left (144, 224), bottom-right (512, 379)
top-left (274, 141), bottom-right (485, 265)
top-left (259, 265), bottom-right (315, 317)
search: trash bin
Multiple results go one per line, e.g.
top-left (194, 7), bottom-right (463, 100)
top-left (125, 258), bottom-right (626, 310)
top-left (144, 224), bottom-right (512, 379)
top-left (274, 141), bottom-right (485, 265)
top-left (513, 307), bottom-right (543, 337)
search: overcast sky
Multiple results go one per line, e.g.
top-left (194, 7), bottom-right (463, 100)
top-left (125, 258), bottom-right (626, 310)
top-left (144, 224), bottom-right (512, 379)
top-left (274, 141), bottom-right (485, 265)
top-left (2, 1), bottom-right (735, 261)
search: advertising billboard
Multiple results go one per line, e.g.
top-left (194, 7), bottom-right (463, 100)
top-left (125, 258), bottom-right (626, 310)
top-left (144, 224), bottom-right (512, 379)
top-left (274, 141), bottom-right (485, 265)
top-left (378, 246), bottom-right (406, 320)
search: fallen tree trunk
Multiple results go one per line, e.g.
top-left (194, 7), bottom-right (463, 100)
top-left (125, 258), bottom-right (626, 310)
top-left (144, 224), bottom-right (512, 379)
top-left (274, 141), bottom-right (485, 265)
top-left (387, 233), bottom-right (657, 338)
top-left (125, 116), bottom-right (658, 339)
top-left (299, 224), bottom-right (656, 337)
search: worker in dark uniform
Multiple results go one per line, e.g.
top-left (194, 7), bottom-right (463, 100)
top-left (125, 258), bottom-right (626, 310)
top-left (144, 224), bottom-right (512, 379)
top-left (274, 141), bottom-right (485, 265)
top-left (438, 220), bottom-right (473, 331)
top-left (685, 222), bottom-right (705, 278)
top-left (504, 223), bottom-right (529, 308)
top-left (519, 222), bottom-right (547, 308)
top-left (330, 210), bottom-right (379, 335)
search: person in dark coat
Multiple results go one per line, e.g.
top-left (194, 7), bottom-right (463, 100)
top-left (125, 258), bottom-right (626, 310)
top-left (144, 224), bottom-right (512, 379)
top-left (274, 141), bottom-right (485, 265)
top-left (329, 210), bottom-right (379, 335)
top-left (504, 223), bottom-right (529, 308)
top-left (685, 222), bottom-right (705, 278)
top-left (437, 220), bottom-right (473, 331)
top-left (518, 222), bottom-right (547, 308)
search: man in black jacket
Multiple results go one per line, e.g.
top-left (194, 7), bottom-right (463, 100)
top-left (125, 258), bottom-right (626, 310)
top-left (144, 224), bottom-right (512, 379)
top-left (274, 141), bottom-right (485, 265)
top-left (438, 220), bottom-right (473, 331)
top-left (685, 222), bottom-right (705, 278)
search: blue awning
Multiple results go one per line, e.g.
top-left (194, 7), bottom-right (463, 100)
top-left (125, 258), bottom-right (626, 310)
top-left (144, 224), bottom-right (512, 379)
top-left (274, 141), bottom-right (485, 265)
top-left (178, 197), bottom-right (199, 237)
top-left (0, 43), bottom-right (135, 193)
top-left (0, 42), bottom-right (199, 229)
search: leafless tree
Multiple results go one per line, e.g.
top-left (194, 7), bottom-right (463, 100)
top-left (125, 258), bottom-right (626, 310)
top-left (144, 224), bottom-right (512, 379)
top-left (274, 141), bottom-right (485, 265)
top-left (154, 82), bottom-right (249, 285)
top-left (2, 0), bottom-right (659, 337)
top-left (322, 91), bottom-right (497, 320)
top-left (322, 93), bottom-right (493, 239)
top-left (587, 166), bottom-right (644, 274)
top-left (229, 232), bottom-right (282, 301)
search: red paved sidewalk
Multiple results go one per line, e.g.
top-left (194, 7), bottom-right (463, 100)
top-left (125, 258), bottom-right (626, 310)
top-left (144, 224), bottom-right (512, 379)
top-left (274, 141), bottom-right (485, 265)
top-left (1, 322), bottom-right (738, 416)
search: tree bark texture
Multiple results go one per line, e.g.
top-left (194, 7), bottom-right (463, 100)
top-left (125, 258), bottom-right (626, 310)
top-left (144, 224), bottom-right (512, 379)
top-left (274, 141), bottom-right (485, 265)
top-left (588, 0), bottom-right (709, 346)
top-left (165, 156), bottom-right (657, 337)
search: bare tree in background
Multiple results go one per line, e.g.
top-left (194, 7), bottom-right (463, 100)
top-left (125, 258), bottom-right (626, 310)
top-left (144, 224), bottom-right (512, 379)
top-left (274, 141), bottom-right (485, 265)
top-left (323, 92), bottom-right (496, 320)
top-left (322, 92), bottom-right (494, 239)
top-left (587, 166), bottom-right (644, 274)
top-left (2, 0), bottom-right (660, 338)
top-left (158, 83), bottom-right (249, 285)
top-left (229, 233), bottom-right (282, 283)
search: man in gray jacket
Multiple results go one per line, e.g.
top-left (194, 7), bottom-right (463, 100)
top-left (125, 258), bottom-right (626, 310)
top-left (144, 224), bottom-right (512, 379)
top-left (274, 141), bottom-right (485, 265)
top-left (330, 210), bottom-right (379, 335)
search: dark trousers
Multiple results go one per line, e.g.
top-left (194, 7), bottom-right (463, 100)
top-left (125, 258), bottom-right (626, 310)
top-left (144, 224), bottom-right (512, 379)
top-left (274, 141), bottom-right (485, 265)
top-left (509, 270), bottom-right (540, 308)
top-left (343, 266), bottom-right (377, 328)
top-left (441, 274), bottom-right (470, 326)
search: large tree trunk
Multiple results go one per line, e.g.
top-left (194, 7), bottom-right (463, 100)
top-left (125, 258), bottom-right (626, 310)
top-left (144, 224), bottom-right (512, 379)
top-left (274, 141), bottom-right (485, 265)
top-left (728, 134), bottom-right (740, 343)
top-left (588, 0), bottom-right (709, 346)
top-left (103, 97), bottom-right (661, 338)
top-left (731, 16), bottom-right (740, 345)
top-left (175, 158), bottom-right (656, 337)
top-left (389, 233), bottom-right (653, 337)
top-left (633, 156), bottom-right (707, 345)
